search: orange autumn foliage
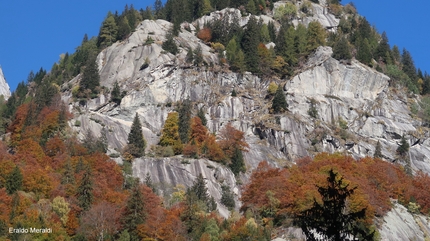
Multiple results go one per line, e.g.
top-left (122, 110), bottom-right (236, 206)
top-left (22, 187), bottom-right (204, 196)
top-left (219, 122), bottom-right (249, 158)
top-left (197, 28), bottom-right (212, 42)
top-left (242, 153), bottom-right (430, 225)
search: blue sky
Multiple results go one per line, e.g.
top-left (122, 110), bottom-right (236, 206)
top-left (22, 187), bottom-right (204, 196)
top-left (0, 1), bottom-right (429, 91)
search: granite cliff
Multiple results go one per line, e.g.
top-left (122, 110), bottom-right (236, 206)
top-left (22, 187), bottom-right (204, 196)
top-left (0, 66), bottom-right (11, 100)
top-left (58, 2), bottom-right (430, 240)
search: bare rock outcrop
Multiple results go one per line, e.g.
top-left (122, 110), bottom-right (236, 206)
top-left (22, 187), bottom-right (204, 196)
top-left (0, 66), bottom-right (11, 100)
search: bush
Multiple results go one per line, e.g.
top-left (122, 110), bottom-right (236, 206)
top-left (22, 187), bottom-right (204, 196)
top-left (267, 82), bottom-right (278, 95)
top-left (308, 98), bottom-right (318, 118)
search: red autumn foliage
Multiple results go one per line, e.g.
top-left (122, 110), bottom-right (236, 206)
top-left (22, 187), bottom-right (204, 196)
top-left (241, 153), bottom-right (430, 225)
top-left (197, 27), bottom-right (212, 42)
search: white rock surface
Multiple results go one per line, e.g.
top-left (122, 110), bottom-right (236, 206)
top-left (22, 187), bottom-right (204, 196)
top-left (0, 66), bottom-right (11, 100)
top-left (380, 202), bottom-right (430, 241)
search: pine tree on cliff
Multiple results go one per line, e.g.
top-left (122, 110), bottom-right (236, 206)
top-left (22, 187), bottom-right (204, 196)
top-left (97, 13), bottom-right (118, 49)
top-left (241, 16), bottom-right (260, 73)
top-left (127, 113), bottom-right (146, 157)
top-left (80, 54), bottom-right (100, 97)
top-left (332, 37), bottom-right (352, 61)
top-left (272, 85), bottom-right (288, 113)
top-left (374, 141), bottom-right (383, 159)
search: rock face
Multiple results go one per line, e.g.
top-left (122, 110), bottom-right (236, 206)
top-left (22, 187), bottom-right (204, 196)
top-left (379, 202), bottom-right (430, 241)
top-left (60, 5), bottom-right (430, 238)
top-left (0, 66), bottom-right (11, 100)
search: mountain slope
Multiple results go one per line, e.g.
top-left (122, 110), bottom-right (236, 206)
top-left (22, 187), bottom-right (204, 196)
top-left (0, 66), bottom-right (11, 100)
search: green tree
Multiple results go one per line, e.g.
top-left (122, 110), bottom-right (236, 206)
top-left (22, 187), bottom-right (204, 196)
top-left (197, 107), bottom-right (207, 126)
top-left (122, 184), bottom-right (146, 240)
top-left (295, 169), bottom-right (374, 241)
top-left (357, 38), bottom-right (372, 65)
top-left (191, 174), bottom-right (211, 207)
top-left (62, 160), bottom-right (75, 185)
top-left (76, 167), bottom-right (93, 211)
top-left (374, 141), bottom-right (383, 159)
top-left (186, 47), bottom-right (194, 64)
top-left (397, 135), bottom-right (409, 157)
top-left (295, 23), bottom-right (308, 55)
top-left (178, 100), bottom-right (192, 144)
top-left (97, 13), bottom-right (118, 49)
top-left (199, 0), bottom-right (213, 17)
top-left (268, 21), bottom-right (277, 43)
top-left (79, 54), bottom-right (100, 98)
top-left (272, 85), bottom-right (288, 113)
top-left (402, 48), bottom-right (417, 82)
top-left (154, 0), bottom-right (165, 19)
top-left (111, 81), bottom-right (122, 104)
top-left (193, 44), bottom-right (204, 66)
top-left (247, 0), bottom-right (257, 15)
top-left (6, 166), bottom-right (22, 195)
top-left (162, 33), bottom-right (178, 55)
top-left (229, 147), bottom-right (245, 176)
top-left (241, 16), bottom-right (261, 73)
top-left (332, 37), bottom-right (352, 61)
top-left (221, 184), bottom-right (235, 210)
top-left (307, 21), bottom-right (326, 52)
top-left (127, 113), bottom-right (146, 157)
top-left (117, 16), bottom-right (131, 40)
top-left (374, 31), bottom-right (390, 63)
top-left (159, 112), bottom-right (183, 154)
top-left (260, 24), bottom-right (270, 43)
top-left (144, 172), bottom-right (156, 194)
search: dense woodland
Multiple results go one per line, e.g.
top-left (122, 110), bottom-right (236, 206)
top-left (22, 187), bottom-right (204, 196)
top-left (1, 0), bottom-right (430, 240)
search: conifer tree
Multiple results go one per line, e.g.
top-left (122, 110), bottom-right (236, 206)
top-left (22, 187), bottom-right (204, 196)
top-left (178, 100), bottom-right (192, 144)
top-left (221, 184), bottom-right (235, 210)
top-left (62, 160), bottom-right (75, 185)
top-left (97, 13), bottom-right (118, 49)
top-left (295, 169), bottom-right (374, 241)
top-left (374, 141), bottom-right (383, 159)
top-left (162, 33), bottom-right (178, 55)
top-left (306, 21), bottom-right (326, 52)
top-left (76, 167), bottom-right (93, 211)
top-left (229, 147), bottom-right (246, 175)
top-left (80, 54), bottom-right (100, 98)
top-left (144, 173), bottom-right (156, 193)
top-left (402, 48), bottom-right (417, 82)
top-left (241, 16), bottom-right (261, 73)
top-left (127, 113), bottom-right (146, 157)
top-left (191, 174), bottom-right (209, 203)
top-left (332, 37), bottom-right (352, 61)
top-left (268, 21), bottom-right (277, 43)
top-left (154, 0), bottom-right (165, 19)
top-left (272, 85), bottom-right (288, 113)
top-left (122, 184), bottom-right (146, 240)
top-left (247, 0), bottom-right (257, 15)
top-left (193, 45), bottom-right (204, 66)
top-left (397, 135), bottom-right (409, 157)
top-left (111, 81), bottom-right (122, 104)
top-left (357, 38), bottom-right (372, 65)
top-left (117, 16), bottom-right (131, 40)
top-left (295, 23), bottom-right (308, 55)
top-left (199, 0), bottom-right (213, 17)
top-left (6, 166), bottom-right (22, 195)
top-left (197, 107), bottom-right (207, 126)
top-left (374, 31), bottom-right (390, 63)
top-left (186, 47), bottom-right (194, 64)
